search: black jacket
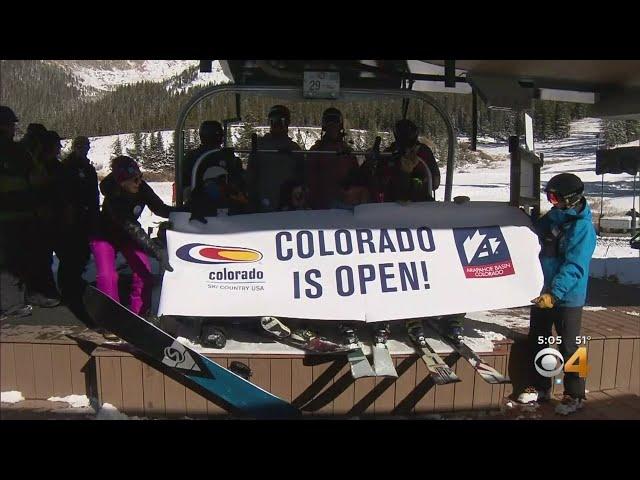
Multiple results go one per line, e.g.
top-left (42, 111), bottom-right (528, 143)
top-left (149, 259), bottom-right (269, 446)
top-left (62, 152), bottom-right (99, 233)
top-left (98, 173), bottom-right (173, 259)
top-left (0, 136), bottom-right (35, 222)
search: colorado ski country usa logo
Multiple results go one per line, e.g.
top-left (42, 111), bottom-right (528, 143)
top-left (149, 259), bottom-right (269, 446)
top-left (453, 226), bottom-right (515, 279)
top-left (176, 243), bottom-right (263, 264)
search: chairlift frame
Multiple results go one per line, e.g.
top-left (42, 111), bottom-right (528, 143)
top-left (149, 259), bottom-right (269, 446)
top-left (174, 84), bottom-right (456, 206)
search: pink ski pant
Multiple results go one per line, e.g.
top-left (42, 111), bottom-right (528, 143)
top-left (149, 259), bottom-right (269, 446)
top-left (90, 237), bottom-right (152, 315)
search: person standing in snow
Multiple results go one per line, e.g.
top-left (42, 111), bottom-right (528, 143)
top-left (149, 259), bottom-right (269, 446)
top-left (518, 173), bottom-right (596, 415)
top-left (92, 156), bottom-right (173, 336)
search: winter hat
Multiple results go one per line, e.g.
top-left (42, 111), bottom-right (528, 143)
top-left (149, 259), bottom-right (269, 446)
top-left (112, 155), bottom-right (142, 183)
top-left (0, 106), bottom-right (19, 123)
top-left (202, 165), bottom-right (228, 182)
top-left (72, 136), bottom-right (90, 150)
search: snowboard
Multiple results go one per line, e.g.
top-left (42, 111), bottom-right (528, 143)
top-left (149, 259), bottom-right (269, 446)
top-left (82, 286), bottom-right (300, 419)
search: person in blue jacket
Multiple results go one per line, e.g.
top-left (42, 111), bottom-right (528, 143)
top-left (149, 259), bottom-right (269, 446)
top-left (518, 173), bottom-right (596, 415)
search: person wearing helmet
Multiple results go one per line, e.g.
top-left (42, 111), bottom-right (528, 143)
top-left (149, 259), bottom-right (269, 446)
top-left (0, 106), bottom-right (36, 319)
top-left (374, 119), bottom-right (440, 203)
top-left (307, 107), bottom-right (360, 210)
top-left (188, 165), bottom-right (248, 222)
top-left (517, 173), bottom-right (596, 415)
top-left (183, 121), bottom-right (231, 192)
top-left (247, 105), bottom-right (303, 212)
top-left (188, 121), bottom-right (246, 217)
top-left (93, 156), bottom-right (174, 327)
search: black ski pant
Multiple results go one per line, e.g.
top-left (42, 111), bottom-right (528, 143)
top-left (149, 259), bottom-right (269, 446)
top-left (0, 221), bottom-right (30, 314)
top-left (56, 230), bottom-right (90, 306)
top-left (27, 223), bottom-right (90, 304)
top-left (528, 305), bottom-right (585, 399)
top-left (25, 221), bottom-right (60, 299)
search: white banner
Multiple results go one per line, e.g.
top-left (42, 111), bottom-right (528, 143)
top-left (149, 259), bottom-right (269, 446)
top-left (158, 202), bottom-right (544, 322)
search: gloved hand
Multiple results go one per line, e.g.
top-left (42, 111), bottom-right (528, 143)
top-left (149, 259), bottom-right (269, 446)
top-left (531, 293), bottom-right (555, 309)
top-left (400, 145), bottom-right (420, 173)
top-left (158, 248), bottom-right (174, 273)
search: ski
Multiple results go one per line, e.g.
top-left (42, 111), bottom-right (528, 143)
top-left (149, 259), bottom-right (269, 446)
top-left (406, 319), bottom-right (460, 385)
top-left (82, 285), bottom-right (300, 418)
top-left (260, 317), bottom-right (350, 353)
top-left (340, 325), bottom-right (377, 379)
top-left (371, 324), bottom-right (398, 378)
top-left (423, 319), bottom-right (510, 385)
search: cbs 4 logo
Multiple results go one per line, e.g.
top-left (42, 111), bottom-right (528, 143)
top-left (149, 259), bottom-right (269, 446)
top-left (534, 347), bottom-right (590, 378)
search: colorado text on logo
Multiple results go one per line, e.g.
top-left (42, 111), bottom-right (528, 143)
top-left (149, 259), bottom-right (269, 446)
top-left (176, 243), bottom-right (263, 265)
top-left (453, 226), bottom-right (515, 279)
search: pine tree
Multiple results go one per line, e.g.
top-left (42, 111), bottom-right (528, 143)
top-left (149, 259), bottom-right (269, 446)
top-left (542, 102), bottom-right (556, 140)
top-left (112, 137), bottom-right (123, 158)
top-left (533, 100), bottom-right (546, 141)
top-left (603, 119), bottom-right (628, 147)
top-left (624, 120), bottom-right (639, 143)
top-left (555, 103), bottom-right (572, 139)
top-left (237, 116), bottom-right (257, 151)
top-left (126, 131), bottom-right (145, 160)
top-left (166, 136), bottom-right (176, 164)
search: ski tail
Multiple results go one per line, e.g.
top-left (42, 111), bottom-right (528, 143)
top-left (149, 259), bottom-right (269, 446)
top-left (406, 320), bottom-right (460, 385)
top-left (423, 319), bottom-right (510, 385)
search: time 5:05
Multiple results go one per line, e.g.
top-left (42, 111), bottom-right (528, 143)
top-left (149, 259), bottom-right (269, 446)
top-left (537, 336), bottom-right (591, 345)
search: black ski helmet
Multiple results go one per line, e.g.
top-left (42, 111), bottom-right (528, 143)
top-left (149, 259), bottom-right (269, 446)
top-left (0, 105), bottom-right (19, 123)
top-left (199, 120), bottom-right (224, 143)
top-left (321, 107), bottom-right (343, 129)
top-left (545, 173), bottom-right (584, 207)
top-left (394, 119), bottom-right (419, 147)
top-left (268, 105), bottom-right (291, 124)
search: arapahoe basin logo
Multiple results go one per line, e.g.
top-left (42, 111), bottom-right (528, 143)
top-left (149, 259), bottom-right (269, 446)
top-left (176, 243), bottom-right (263, 264)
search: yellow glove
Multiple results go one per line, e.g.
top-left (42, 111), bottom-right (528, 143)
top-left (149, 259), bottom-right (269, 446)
top-left (531, 293), bottom-right (556, 309)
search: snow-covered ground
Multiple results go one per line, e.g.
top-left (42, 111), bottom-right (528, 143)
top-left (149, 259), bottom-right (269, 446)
top-left (1, 391), bottom-right (25, 404)
top-left (442, 118), bottom-right (639, 215)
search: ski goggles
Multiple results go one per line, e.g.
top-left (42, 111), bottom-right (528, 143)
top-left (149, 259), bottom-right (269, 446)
top-left (546, 191), bottom-right (561, 205)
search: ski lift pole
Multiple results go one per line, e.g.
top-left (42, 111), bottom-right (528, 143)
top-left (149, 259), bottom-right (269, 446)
top-left (632, 172), bottom-right (637, 236)
top-left (600, 173), bottom-right (604, 235)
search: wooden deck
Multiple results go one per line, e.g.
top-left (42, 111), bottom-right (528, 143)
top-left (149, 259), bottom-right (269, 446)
top-left (1, 278), bottom-right (638, 419)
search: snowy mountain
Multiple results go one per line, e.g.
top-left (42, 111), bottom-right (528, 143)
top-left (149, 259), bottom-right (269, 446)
top-left (47, 60), bottom-right (230, 95)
